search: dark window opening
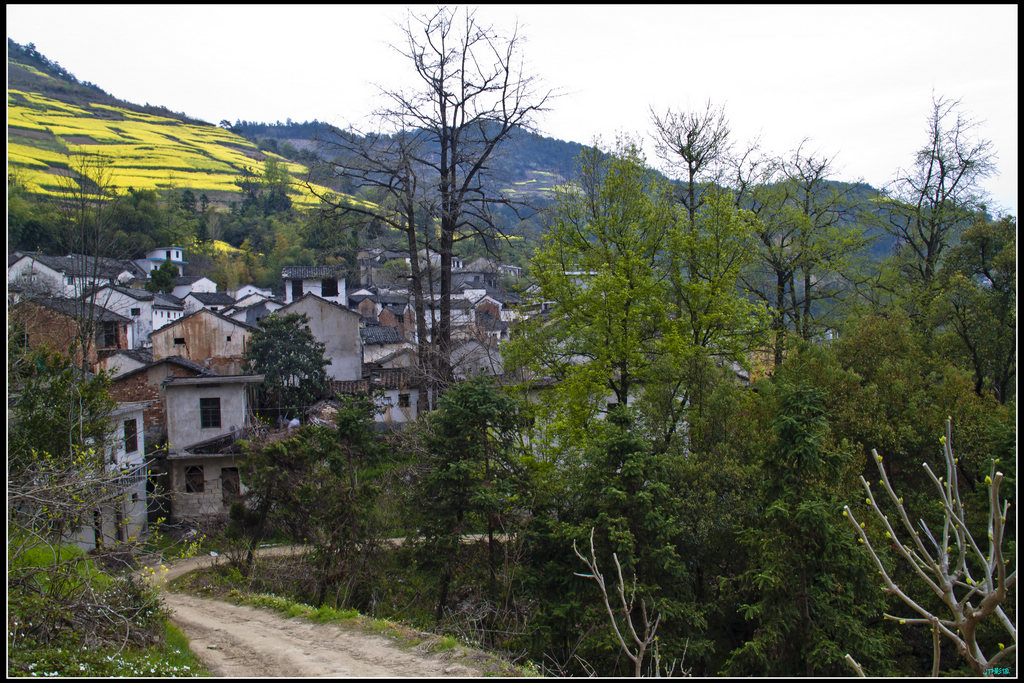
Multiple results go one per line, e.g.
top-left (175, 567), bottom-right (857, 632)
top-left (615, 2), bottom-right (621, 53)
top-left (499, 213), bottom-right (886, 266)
top-left (123, 419), bottom-right (138, 453)
top-left (321, 278), bottom-right (339, 297)
top-left (291, 279), bottom-right (303, 299)
top-left (398, 393), bottom-right (410, 408)
top-left (98, 321), bottom-right (119, 348)
top-left (173, 337), bottom-right (185, 345)
top-left (200, 397), bottom-right (221, 429)
top-left (130, 307), bottom-right (141, 317)
top-left (185, 466), bottom-right (204, 493)
top-left (221, 467), bottom-right (240, 508)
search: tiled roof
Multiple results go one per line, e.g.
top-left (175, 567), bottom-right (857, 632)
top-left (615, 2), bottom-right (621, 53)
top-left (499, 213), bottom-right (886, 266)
top-left (16, 252), bottom-right (144, 279)
top-left (153, 292), bottom-right (185, 309)
top-left (189, 291), bottom-right (236, 306)
top-left (361, 324), bottom-right (405, 345)
top-left (281, 265), bottom-right (347, 279)
top-left (31, 296), bottom-right (131, 323)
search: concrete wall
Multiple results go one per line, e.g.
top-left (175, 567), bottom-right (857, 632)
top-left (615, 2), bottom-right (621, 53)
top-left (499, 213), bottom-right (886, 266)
top-left (168, 456), bottom-right (245, 521)
top-left (164, 382), bottom-right (251, 451)
top-left (280, 296), bottom-right (361, 381)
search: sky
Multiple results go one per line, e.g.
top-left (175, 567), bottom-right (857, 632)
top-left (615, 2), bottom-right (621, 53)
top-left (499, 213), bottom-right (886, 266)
top-left (7, 4), bottom-right (1018, 216)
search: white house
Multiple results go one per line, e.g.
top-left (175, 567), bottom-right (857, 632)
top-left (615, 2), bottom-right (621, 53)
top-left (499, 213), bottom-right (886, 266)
top-left (171, 275), bottom-right (217, 300)
top-left (281, 265), bottom-right (347, 307)
top-left (135, 246), bottom-right (188, 277)
top-left (162, 374), bottom-right (263, 521)
top-left (66, 401), bottom-right (150, 550)
top-left (8, 252), bottom-right (142, 298)
top-left (182, 291), bottom-right (236, 315)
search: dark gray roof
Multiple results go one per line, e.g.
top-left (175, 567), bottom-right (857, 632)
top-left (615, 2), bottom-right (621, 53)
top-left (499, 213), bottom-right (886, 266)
top-left (30, 297), bottom-right (131, 323)
top-left (360, 324), bottom-right (405, 345)
top-left (172, 275), bottom-right (204, 285)
top-left (15, 252), bottom-right (145, 279)
top-left (152, 292), bottom-right (185, 310)
top-left (188, 291), bottom-right (236, 306)
top-left (281, 265), bottom-right (347, 279)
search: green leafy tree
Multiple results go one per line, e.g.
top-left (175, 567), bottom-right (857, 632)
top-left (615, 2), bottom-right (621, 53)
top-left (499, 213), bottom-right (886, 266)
top-left (243, 312), bottom-right (329, 422)
top-left (145, 256), bottom-right (179, 293)
top-left (726, 353), bottom-right (900, 676)
top-left (410, 377), bottom-right (524, 622)
top-left (231, 396), bottom-right (387, 608)
top-left (932, 215), bottom-right (1016, 403)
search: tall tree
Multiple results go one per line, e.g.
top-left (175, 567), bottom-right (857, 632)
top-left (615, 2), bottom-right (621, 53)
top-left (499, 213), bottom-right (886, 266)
top-left (377, 6), bottom-right (551, 384)
top-left (243, 312), bottom-right (329, 422)
top-left (410, 377), bottom-right (524, 621)
top-left (932, 215), bottom-right (1016, 403)
top-left (726, 353), bottom-right (899, 676)
top-left (879, 95), bottom-right (996, 314)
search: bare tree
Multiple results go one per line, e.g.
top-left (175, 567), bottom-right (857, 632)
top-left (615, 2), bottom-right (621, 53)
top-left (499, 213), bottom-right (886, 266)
top-left (650, 100), bottom-right (731, 233)
top-left (573, 528), bottom-right (662, 677)
top-left (843, 419), bottom-right (1015, 676)
top-left (53, 152), bottom-right (125, 372)
top-left (377, 6), bottom-right (551, 385)
top-left (881, 95), bottom-right (996, 289)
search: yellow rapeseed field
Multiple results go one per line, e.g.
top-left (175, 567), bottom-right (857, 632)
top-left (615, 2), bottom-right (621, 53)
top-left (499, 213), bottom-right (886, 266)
top-left (7, 90), bottom-right (336, 206)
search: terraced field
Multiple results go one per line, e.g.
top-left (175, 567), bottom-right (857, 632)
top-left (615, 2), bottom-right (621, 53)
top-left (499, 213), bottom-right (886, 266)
top-left (8, 87), bottom-right (334, 207)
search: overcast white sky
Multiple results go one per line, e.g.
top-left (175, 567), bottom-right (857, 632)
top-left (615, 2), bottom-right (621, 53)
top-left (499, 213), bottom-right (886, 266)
top-left (7, 4), bottom-right (1018, 216)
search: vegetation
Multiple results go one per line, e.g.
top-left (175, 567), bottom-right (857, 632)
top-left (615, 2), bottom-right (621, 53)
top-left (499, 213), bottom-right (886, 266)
top-left (6, 27), bottom-right (1015, 679)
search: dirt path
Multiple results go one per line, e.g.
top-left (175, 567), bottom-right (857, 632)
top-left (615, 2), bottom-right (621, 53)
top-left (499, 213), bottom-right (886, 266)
top-left (142, 548), bottom-right (484, 678)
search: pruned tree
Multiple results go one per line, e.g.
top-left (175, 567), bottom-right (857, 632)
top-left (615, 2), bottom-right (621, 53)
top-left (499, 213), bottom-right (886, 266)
top-left (650, 100), bottom-right (731, 234)
top-left (573, 528), bottom-right (663, 677)
top-left (843, 419), bottom-right (1016, 676)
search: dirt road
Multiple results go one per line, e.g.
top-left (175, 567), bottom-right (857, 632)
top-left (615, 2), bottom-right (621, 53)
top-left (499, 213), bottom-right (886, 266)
top-left (143, 548), bottom-right (485, 677)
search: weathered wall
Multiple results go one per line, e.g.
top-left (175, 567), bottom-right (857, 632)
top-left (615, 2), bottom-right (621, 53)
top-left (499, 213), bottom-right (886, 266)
top-left (150, 310), bottom-right (250, 374)
top-left (280, 296), bottom-right (361, 381)
top-left (168, 456), bottom-right (246, 521)
top-left (164, 382), bottom-right (251, 451)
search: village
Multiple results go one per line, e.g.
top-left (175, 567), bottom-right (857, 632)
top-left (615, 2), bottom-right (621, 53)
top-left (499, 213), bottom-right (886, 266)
top-left (8, 245), bottom-right (527, 547)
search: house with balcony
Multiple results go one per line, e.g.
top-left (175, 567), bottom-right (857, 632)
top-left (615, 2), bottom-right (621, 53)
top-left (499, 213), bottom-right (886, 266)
top-left (162, 374), bottom-right (264, 522)
top-left (281, 264), bottom-right (347, 307)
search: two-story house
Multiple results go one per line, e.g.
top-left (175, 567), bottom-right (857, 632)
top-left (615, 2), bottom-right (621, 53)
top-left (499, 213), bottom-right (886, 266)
top-left (281, 265), bottom-right (347, 307)
top-left (162, 373), bottom-right (263, 521)
top-left (135, 246), bottom-right (188, 278)
top-left (66, 401), bottom-right (150, 551)
top-left (10, 296), bottom-right (132, 372)
top-left (8, 252), bottom-right (145, 298)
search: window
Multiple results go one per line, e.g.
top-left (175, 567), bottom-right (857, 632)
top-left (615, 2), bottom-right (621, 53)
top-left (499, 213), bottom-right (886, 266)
top-left (200, 397), bottom-right (221, 429)
top-left (130, 307), bottom-right (141, 317)
top-left (291, 279), bottom-right (303, 299)
top-left (165, 250), bottom-right (172, 260)
top-left (173, 337), bottom-right (185, 345)
top-left (185, 466), bottom-right (205, 493)
top-left (226, 335), bottom-right (232, 342)
top-left (98, 322), bottom-right (119, 348)
top-left (321, 278), bottom-right (338, 297)
top-left (398, 393), bottom-right (410, 408)
top-left (123, 419), bottom-right (138, 453)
